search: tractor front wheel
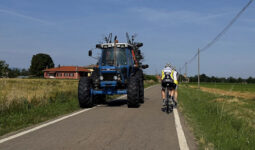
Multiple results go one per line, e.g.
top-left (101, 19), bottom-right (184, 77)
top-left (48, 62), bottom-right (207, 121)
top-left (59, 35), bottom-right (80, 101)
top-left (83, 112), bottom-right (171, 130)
top-left (78, 77), bottom-right (93, 108)
top-left (127, 75), bottom-right (140, 108)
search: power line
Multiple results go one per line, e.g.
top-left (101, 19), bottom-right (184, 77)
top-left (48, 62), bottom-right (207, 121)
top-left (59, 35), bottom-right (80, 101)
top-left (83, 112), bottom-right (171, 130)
top-left (200, 0), bottom-right (254, 52)
top-left (188, 53), bottom-right (198, 64)
top-left (180, 0), bottom-right (253, 73)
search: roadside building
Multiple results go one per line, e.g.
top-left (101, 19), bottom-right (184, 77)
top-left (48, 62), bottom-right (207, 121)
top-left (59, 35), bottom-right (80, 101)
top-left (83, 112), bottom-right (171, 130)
top-left (43, 66), bottom-right (91, 79)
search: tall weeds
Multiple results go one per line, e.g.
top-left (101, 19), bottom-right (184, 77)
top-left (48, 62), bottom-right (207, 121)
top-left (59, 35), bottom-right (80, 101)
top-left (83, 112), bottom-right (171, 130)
top-left (0, 79), bottom-right (78, 113)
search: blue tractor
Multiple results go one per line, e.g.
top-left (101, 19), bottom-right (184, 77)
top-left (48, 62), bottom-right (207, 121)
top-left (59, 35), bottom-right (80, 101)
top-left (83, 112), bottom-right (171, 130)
top-left (78, 33), bottom-right (149, 108)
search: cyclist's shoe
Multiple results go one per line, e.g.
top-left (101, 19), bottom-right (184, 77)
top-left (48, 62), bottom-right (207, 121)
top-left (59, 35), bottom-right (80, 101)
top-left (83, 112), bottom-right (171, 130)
top-left (169, 99), bottom-right (174, 105)
top-left (173, 99), bottom-right (178, 108)
top-left (162, 99), bottom-right (166, 106)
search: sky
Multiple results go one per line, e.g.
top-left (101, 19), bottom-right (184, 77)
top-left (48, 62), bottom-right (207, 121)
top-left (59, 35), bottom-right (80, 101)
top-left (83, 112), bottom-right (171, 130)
top-left (0, 0), bottom-right (254, 78)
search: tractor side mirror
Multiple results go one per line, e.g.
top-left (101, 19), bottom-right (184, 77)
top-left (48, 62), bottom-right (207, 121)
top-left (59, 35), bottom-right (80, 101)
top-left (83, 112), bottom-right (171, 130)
top-left (88, 50), bottom-right (92, 56)
top-left (96, 44), bottom-right (101, 48)
top-left (137, 50), bottom-right (141, 55)
top-left (142, 64), bottom-right (149, 69)
top-left (136, 42), bottom-right (143, 47)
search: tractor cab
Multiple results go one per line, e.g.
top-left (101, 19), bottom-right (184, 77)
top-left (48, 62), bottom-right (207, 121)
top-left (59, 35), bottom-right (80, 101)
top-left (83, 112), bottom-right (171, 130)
top-left (99, 43), bottom-right (133, 67)
top-left (89, 43), bottom-right (134, 93)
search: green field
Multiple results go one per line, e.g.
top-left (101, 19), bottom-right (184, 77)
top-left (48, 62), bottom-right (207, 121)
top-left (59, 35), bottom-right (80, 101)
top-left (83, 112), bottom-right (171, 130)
top-left (179, 83), bottom-right (255, 149)
top-left (188, 82), bottom-right (255, 93)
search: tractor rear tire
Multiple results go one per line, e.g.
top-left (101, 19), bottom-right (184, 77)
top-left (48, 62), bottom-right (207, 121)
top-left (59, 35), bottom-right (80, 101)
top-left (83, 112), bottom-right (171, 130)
top-left (78, 77), bottom-right (93, 108)
top-left (137, 70), bottom-right (144, 103)
top-left (139, 79), bottom-right (144, 103)
top-left (127, 74), bottom-right (140, 108)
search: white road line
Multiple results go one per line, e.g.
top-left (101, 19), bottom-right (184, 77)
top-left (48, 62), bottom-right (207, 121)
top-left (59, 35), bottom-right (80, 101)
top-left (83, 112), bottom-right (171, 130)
top-left (0, 108), bottom-right (92, 144)
top-left (173, 108), bottom-right (190, 150)
top-left (0, 84), bottom-right (158, 144)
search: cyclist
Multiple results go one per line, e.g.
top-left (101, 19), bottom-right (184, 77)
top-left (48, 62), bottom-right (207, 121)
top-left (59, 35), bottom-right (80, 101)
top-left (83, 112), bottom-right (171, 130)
top-left (171, 67), bottom-right (178, 107)
top-left (161, 63), bottom-right (173, 106)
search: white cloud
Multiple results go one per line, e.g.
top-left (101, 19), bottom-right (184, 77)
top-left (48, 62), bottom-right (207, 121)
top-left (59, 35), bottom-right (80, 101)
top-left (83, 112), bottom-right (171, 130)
top-left (0, 8), bottom-right (53, 25)
top-left (131, 7), bottom-right (233, 25)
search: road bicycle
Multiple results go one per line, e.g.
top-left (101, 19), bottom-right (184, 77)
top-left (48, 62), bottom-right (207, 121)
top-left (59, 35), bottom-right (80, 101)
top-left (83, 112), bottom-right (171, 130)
top-left (162, 81), bottom-right (174, 114)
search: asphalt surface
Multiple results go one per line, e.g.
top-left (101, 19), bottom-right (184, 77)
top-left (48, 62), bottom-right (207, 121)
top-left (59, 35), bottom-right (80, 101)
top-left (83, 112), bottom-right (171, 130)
top-left (0, 85), bottom-right (197, 150)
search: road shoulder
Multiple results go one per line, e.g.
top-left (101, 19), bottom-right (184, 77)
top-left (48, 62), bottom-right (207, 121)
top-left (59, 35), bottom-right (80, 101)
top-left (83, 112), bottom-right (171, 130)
top-left (178, 108), bottom-right (198, 150)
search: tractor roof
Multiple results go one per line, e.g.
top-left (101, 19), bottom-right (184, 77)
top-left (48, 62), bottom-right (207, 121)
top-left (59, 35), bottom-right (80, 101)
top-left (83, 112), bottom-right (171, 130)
top-left (96, 43), bottom-right (132, 49)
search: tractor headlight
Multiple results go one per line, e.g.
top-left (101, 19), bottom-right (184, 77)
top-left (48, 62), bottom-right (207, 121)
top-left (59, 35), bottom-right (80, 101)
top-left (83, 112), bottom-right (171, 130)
top-left (100, 76), bottom-right (104, 80)
top-left (113, 76), bottom-right (118, 80)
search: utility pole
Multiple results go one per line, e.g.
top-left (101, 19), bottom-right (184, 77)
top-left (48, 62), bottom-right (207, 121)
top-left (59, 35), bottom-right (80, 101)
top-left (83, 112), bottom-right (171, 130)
top-left (185, 62), bottom-right (187, 77)
top-left (179, 67), bottom-right (181, 83)
top-left (198, 48), bottom-right (200, 89)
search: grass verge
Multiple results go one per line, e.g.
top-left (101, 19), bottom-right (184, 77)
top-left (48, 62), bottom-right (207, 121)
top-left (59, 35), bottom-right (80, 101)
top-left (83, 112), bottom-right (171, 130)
top-left (187, 82), bottom-right (255, 93)
top-left (179, 85), bottom-right (255, 150)
top-left (0, 91), bottom-right (79, 136)
top-left (144, 79), bottom-right (159, 88)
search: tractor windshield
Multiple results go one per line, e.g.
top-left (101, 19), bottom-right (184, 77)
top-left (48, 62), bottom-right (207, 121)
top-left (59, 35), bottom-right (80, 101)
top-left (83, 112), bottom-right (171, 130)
top-left (101, 48), bottom-right (128, 66)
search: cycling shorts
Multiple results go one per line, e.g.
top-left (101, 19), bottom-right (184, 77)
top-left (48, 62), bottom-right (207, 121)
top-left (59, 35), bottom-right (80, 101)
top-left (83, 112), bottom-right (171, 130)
top-left (161, 81), bottom-right (176, 90)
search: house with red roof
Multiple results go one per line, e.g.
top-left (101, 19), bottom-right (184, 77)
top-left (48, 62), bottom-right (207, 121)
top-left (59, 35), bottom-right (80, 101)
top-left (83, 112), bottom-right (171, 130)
top-left (43, 66), bottom-right (91, 79)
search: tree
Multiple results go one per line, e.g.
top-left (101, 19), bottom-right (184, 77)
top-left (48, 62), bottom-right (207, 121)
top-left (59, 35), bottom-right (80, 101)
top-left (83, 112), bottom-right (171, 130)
top-left (227, 76), bottom-right (236, 83)
top-left (8, 68), bottom-right (20, 78)
top-left (7, 68), bottom-right (30, 78)
top-left (237, 77), bottom-right (243, 83)
top-left (247, 77), bottom-right (255, 83)
top-left (29, 53), bottom-right (54, 76)
top-left (200, 74), bottom-right (209, 82)
top-left (20, 68), bottom-right (30, 76)
top-left (0, 60), bottom-right (9, 77)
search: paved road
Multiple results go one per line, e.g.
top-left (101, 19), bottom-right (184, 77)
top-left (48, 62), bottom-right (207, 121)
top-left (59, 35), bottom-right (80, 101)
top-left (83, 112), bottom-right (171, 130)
top-left (0, 85), bottom-right (197, 150)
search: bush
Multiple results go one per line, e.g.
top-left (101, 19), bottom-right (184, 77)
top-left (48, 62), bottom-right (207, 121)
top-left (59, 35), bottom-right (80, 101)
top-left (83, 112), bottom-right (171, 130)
top-left (144, 74), bottom-right (158, 82)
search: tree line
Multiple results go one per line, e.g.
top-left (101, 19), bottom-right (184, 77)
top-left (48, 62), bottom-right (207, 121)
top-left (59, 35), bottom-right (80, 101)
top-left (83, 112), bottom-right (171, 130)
top-left (0, 60), bottom-right (30, 78)
top-left (0, 53), bottom-right (54, 78)
top-left (1, 53), bottom-right (255, 82)
top-left (180, 74), bottom-right (255, 83)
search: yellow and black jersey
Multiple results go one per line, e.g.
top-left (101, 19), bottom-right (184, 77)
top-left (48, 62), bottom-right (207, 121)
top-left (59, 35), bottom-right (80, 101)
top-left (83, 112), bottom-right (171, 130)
top-left (161, 67), bottom-right (178, 85)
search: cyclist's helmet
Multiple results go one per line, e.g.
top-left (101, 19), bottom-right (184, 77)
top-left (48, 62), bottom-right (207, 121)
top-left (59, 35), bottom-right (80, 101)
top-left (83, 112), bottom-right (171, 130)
top-left (165, 63), bottom-right (171, 68)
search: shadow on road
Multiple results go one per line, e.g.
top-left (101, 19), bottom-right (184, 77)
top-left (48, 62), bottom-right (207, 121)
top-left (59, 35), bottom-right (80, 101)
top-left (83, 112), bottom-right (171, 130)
top-left (161, 107), bottom-right (173, 114)
top-left (107, 99), bottom-right (127, 107)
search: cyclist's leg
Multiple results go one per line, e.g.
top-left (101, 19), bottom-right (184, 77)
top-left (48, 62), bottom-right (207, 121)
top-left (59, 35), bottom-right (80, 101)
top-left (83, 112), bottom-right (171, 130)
top-left (174, 85), bottom-right (178, 102)
top-left (161, 81), bottom-right (166, 99)
top-left (170, 89), bottom-right (175, 98)
top-left (161, 82), bottom-right (166, 105)
top-left (172, 84), bottom-right (177, 107)
top-left (169, 83), bottom-right (175, 98)
top-left (161, 88), bottom-right (165, 99)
